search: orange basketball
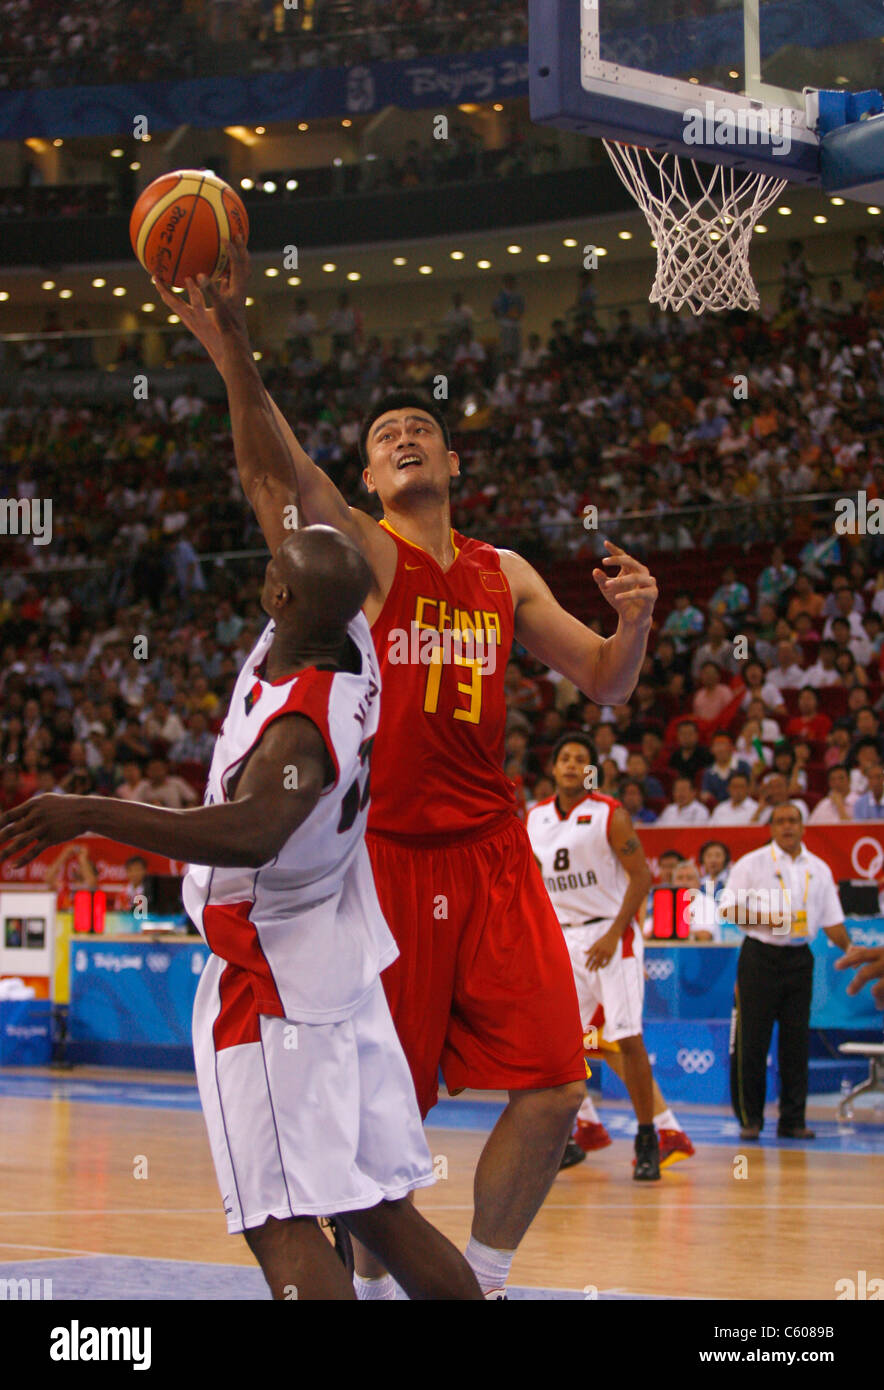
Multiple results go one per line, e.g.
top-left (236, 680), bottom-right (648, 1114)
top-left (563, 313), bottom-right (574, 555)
top-left (129, 169), bottom-right (249, 288)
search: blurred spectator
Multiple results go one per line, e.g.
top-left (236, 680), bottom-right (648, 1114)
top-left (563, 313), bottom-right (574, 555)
top-left (592, 721), bottom-right (627, 772)
top-left (692, 618), bottom-right (737, 678)
top-left (709, 770), bottom-right (759, 825)
top-left (739, 659), bottom-right (787, 715)
top-left (700, 733), bottom-right (752, 806)
top-left (757, 545), bottom-right (797, 608)
top-left (849, 739), bottom-right (884, 795)
top-left (44, 843), bottom-right (98, 904)
top-left (785, 688), bottom-right (832, 743)
top-left (708, 565), bottom-right (750, 624)
top-left (492, 275), bottom-right (524, 359)
top-left (765, 642), bottom-right (806, 691)
top-left (692, 661), bottom-right (735, 723)
top-left (803, 640), bottom-right (842, 688)
top-left (853, 762), bottom-right (884, 820)
top-left (808, 765), bottom-right (857, 824)
top-left (662, 590), bottom-right (705, 650)
top-left (623, 750), bottom-right (664, 802)
top-left (673, 860), bottom-right (720, 941)
top-left (751, 771), bottom-right (810, 825)
top-left (116, 760), bottom-right (147, 801)
top-left (170, 711), bottom-right (215, 766)
top-left (132, 757), bottom-right (198, 809)
top-left (657, 774), bottom-right (711, 826)
top-left (621, 778), bottom-right (656, 824)
top-left (444, 290), bottom-right (475, 344)
top-left (598, 757), bottom-right (622, 796)
top-left (655, 849), bottom-right (686, 885)
top-left (286, 297), bottom-right (318, 357)
top-left (327, 292), bottom-right (361, 355)
top-left (699, 840), bottom-right (731, 897)
top-left (668, 720), bottom-right (713, 782)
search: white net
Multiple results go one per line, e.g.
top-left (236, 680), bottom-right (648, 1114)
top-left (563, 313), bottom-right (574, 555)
top-left (603, 140), bottom-right (789, 316)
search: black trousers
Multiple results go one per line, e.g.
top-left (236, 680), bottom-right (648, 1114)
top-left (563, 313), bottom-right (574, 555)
top-left (729, 936), bottom-right (814, 1130)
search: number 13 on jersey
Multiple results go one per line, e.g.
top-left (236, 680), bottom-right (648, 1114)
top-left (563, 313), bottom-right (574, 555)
top-left (422, 644), bottom-right (484, 724)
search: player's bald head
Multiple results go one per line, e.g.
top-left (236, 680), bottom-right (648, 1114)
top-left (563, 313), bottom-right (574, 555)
top-left (266, 526), bottom-right (373, 640)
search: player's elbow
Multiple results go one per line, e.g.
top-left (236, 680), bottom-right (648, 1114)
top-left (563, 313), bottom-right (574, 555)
top-left (244, 795), bottom-right (321, 866)
top-left (241, 824), bottom-right (291, 867)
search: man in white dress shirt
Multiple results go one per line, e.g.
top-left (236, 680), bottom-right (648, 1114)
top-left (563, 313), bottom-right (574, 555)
top-left (764, 642), bottom-right (806, 692)
top-left (709, 770), bottom-right (760, 826)
top-left (808, 765), bottom-right (857, 823)
top-left (656, 775), bottom-right (711, 827)
top-left (721, 805), bottom-right (850, 1141)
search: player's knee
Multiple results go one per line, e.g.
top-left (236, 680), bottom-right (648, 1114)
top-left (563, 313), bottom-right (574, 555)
top-left (551, 1079), bottom-right (587, 1122)
top-left (565, 1078), bottom-right (588, 1110)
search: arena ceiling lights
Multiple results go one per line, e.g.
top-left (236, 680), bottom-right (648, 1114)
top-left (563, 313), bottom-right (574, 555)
top-left (0, 192), bottom-right (873, 311)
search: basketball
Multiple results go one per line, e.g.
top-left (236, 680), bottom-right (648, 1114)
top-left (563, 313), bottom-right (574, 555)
top-left (129, 169), bottom-right (249, 289)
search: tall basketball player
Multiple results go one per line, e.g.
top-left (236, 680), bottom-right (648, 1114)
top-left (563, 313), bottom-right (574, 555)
top-left (527, 734), bottom-right (694, 1177)
top-left (153, 241), bottom-right (658, 1298)
top-left (0, 525), bottom-right (481, 1300)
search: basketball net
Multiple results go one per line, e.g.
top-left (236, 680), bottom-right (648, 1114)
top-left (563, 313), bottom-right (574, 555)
top-left (603, 140), bottom-right (789, 315)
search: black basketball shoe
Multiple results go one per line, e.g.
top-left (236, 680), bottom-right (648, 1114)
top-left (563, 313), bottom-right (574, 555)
top-left (633, 1127), bottom-right (661, 1181)
top-left (559, 1137), bottom-right (588, 1170)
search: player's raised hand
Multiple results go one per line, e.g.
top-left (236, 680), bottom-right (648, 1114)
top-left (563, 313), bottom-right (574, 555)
top-left (0, 795), bottom-right (92, 869)
top-left (152, 233), bottom-right (251, 374)
top-left (593, 541), bottom-right (657, 630)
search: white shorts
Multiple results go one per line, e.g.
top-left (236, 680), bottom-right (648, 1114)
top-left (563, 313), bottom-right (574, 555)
top-left (562, 919), bottom-right (645, 1043)
top-left (193, 957), bottom-right (435, 1234)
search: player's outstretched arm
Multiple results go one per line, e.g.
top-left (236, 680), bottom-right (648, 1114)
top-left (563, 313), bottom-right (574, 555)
top-left (501, 540), bottom-right (658, 704)
top-left (153, 239), bottom-right (393, 587)
top-left (0, 717), bottom-right (330, 871)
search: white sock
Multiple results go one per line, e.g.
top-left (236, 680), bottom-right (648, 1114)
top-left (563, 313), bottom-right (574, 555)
top-left (577, 1094), bottom-right (601, 1125)
top-left (654, 1107), bottom-right (679, 1132)
top-left (465, 1236), bottom-right (515, 1295)
top-left (353, 1273), bottom-right (397, 1301)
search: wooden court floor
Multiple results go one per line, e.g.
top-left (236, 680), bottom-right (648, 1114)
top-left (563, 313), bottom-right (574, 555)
top-left (1, 1069), bottom-right (882, 1299)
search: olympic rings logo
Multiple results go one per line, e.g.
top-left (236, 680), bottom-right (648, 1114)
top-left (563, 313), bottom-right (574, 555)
top-left (850, 837), bottom-right (884, 880)
top-left (677, 1048), bottom-right (716, 1074)
top-left (645, 959), bottom-right (675, 981)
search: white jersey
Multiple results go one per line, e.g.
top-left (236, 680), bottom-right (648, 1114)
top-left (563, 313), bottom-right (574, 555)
top-left (526, 792), bottom-right (628, 927)
top-left (183, 612), bottom-right (397, 1024)
top-left (528, 792), bottom-right (644, 1040)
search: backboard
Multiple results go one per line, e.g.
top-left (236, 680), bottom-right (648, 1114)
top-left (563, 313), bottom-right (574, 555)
top-left (530, 0), bottom-right (884, 191)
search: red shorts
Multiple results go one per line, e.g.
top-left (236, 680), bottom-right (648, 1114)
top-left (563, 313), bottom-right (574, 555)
top-left (366, 813), bottom-right (586, 1118)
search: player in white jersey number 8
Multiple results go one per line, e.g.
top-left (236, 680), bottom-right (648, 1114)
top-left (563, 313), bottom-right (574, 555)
top-left (527, 734), bottom-right (695, 1177)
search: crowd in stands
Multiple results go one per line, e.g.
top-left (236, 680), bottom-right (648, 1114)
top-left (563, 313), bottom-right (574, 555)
top-left (3, 246), bottom-right (884, 895)
top-left (0, 0), bottom-right (528, 90)
top-left (0, 0), bottom-right (190, 89)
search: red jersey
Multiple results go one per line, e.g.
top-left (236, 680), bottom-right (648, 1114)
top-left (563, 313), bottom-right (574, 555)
top-left (368, 520), bottom-right (516, 840)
